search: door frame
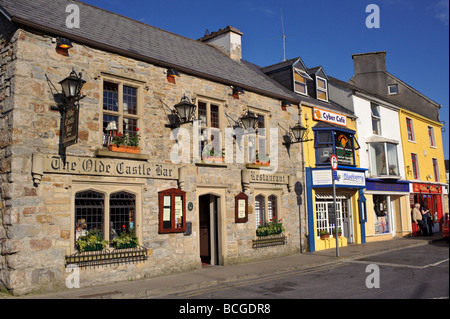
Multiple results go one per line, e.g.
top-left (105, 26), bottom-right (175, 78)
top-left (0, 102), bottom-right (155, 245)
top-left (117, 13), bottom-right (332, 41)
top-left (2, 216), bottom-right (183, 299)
top-left (197, 186), bottom-right (226, 266)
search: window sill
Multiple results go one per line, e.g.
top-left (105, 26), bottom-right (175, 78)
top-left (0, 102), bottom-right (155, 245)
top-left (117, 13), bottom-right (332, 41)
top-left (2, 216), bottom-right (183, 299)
top-left (96, 148), bottom-right (150, 161)
top-left (195, 161), bottom-right (228, 168)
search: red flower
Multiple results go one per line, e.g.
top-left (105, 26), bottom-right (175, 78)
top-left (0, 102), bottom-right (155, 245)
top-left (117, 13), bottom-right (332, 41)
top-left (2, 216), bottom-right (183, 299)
top-left (136, 128), bottom-right (140, 131)
top-left (117, 132), bottom-right (123, 137)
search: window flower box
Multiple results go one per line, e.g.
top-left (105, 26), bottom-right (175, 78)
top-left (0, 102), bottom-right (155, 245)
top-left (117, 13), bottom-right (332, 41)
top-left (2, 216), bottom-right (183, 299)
top-left (252, 233), bottom-right (287, 249)
top-left (109, 144), bottom-right (140, 154)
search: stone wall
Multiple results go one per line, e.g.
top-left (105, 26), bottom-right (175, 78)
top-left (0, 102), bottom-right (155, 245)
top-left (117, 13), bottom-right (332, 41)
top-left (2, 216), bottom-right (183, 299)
top-left (0, 14), bottom-right (18, 293)
top-left (1, 25), bottom-right (306, 295)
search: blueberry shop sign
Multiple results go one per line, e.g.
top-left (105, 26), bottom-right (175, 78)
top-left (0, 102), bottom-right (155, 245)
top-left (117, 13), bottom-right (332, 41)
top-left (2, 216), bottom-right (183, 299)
top-left (313, 107), bottom-right (347, 127)
top-left (32, 154), bottom-right (179, 181)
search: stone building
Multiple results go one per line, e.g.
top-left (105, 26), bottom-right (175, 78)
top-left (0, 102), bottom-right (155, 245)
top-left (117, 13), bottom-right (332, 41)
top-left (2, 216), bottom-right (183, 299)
top-left (0, 0), bottom-right (306, 295)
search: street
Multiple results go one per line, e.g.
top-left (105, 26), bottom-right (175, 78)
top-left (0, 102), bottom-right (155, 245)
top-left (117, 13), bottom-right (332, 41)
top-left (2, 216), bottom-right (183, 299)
top-left (156, 240), bottom-right (449, 299)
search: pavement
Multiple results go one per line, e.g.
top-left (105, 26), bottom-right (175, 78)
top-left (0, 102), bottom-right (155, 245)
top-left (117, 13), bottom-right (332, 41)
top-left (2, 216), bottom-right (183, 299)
top-left (5, 233), bottom-right (447, 299)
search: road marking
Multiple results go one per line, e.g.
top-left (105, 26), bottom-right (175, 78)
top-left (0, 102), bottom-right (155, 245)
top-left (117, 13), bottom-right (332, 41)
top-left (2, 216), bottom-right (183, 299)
top-left (177, 263), bottom-right (348, 298)
top-left (344, 258), bottom-right (449, 269)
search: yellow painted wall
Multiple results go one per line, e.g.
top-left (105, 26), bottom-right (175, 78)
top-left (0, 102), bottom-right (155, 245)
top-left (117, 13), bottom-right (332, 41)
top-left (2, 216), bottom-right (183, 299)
top-left (301, 105), bottom-right (359, 168)
top-left (399, 110), bottom-right (446, 183)
top-left (302, 105), bottom-right (362, 251)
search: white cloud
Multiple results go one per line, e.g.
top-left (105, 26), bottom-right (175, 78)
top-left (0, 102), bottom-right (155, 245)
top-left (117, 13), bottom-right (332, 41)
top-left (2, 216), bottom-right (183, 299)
top-left (435, 0), bottom-right (449, 25)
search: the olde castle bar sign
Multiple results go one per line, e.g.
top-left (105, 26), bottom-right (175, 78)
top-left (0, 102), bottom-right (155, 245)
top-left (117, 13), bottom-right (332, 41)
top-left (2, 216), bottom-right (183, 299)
top-left (34, 154), bottom-right (178, 180)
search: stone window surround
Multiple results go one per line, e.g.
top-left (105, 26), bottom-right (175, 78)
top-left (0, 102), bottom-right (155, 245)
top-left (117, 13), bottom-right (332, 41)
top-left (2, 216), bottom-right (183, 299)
top-left (100, 73), bottom-right (144, 148)
top-left (70, 179), bottom-right (144, 254)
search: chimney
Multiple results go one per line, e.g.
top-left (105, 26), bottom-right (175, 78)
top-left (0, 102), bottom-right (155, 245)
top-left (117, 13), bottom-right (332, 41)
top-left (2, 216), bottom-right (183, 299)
top-left (352, 51), bottom-right (386, 74)
top-left (199, 26), bottom-right (243, 61)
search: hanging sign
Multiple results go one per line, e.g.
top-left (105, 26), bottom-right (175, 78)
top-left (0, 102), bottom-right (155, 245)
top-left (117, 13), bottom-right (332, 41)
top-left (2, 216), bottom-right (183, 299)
top-left (60, 104), bottom-right (79, 148)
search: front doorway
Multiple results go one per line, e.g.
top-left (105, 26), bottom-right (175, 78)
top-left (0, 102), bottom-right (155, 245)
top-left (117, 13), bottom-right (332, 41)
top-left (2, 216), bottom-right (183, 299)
top-left (199, 194), bottom-right (220, 265)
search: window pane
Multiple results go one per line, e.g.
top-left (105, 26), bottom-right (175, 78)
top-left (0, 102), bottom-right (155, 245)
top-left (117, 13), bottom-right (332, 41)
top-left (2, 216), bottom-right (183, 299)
top-left (103, 82), bottom-right (119, 112)
top-left (123, 118), bottom-right (138, 136)
top-left (388, 84), bottom-right (398, 94)
top-left (162, 195), bottom-right (172, 230)
top-left (372, 118), bottom-right (381, 135)
top-left (123, 86), bottom-right (137, 115)
top-left (386, 143), bottom-right (399, 176)
top-left (316, 146), bottom-right (333, 164)
top-left (268, 195), bottom-right (277, 222)
top-left (295, 81), bottom-right (306, 94)
top-left (370, 143), bottom-right (387, 175)
top-left (317, 78), bottom-right (327, 89)
top-left (110, 192), bottom-right (136, 239)
top-left (317, 131), bottom-right (333, 144)
top-left (255, 195), bottom-right (265, 227)
top-left (317, 90), bottom-right (327, 101)
top-left (210, 104), bottom-right (219, 128)
top-left (428, 127), bottom-right (435, 146)
top-left (198, 102), bottom-right (207, 127)
top-left (75, 191), bottom-right (105, 244)
top-left (371, 105), bottom-right (380, 118)
top-left (103, 114), bottom-right (118, 146)
top-left (406, 119), bottom-right (414, 141)
top-left (433, 159), bottom-right (439, 182)
top-left (411, 154), bottom-right (419, 179)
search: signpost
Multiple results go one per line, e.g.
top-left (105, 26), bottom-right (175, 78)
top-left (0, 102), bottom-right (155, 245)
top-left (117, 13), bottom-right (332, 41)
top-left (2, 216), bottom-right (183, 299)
top-left (330, 154), bottom-right (339, 257)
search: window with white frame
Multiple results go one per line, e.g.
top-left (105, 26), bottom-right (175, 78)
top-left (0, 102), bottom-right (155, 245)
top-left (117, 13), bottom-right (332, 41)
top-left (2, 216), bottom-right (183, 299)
top-left (293, 68), bottom-right (308, 95)
top-left (315, 194), bottom-right (345, 238)
top-left (371, 104), bottom-right (381, 135)
top-left (369, 142), bottom-right (400, 177)
top-left (388, 84), bottom-right (398, 95)
top-left (102, 78), bottom-right (142, 147)
top-left (316, 76), bottom-right (328, 101)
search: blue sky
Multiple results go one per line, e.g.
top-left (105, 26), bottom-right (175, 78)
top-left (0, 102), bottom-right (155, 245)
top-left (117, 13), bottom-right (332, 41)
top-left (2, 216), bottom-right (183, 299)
top-left (81, 0), bottom-right (449, 158)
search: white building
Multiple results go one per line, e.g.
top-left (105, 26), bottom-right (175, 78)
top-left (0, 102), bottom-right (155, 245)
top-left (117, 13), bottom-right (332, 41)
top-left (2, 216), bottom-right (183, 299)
top-left (329, 77), bottom-right (412, 241)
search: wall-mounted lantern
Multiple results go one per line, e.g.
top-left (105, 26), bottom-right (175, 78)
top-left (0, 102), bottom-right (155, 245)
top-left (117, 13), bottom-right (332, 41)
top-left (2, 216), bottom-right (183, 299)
top-left (166, 68), bottom-right (180, 84)
top-left (232, 86), bottom-right (245, 99)
top-left (283, 121), bottom-right (311, 145)
top-left (58, 69), bottom-right (86, 105)
top-left (239, 109), bottom-right (258, 131)
top-left (56, 37), bottom-right (73, 56)
top-left (165, 95), bottom-right (197, 128)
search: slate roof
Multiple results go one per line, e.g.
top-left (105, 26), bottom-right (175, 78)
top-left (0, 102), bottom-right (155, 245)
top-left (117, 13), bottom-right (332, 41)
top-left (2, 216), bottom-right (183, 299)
top-left (0, 0), bottom-right (300, 103)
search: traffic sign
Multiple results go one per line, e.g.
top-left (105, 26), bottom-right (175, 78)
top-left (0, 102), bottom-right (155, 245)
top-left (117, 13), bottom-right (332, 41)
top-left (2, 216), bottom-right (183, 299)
top-left (330, 154), bottom-right (338, 171)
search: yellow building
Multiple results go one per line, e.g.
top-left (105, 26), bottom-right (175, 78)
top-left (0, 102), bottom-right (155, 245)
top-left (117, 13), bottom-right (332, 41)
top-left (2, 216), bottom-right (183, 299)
top-left (261, 59), bottom-right (366, 252)
top-left (349, 51), bottom-right (447, 234)
top-left (399, 109), bottom-right (447, 231)
top-left (302, 103), bottom-right (365, 251)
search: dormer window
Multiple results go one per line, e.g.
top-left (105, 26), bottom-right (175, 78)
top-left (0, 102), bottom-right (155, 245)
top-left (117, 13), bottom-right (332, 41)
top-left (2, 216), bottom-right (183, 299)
top-left (293, 68), bottom-right (309, 95)
top-left (316, 76), bottom-right (328, 101)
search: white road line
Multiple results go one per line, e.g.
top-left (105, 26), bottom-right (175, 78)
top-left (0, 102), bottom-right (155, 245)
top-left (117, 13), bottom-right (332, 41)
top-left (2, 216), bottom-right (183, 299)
top-left (344, 258), bottom-right (449, 269)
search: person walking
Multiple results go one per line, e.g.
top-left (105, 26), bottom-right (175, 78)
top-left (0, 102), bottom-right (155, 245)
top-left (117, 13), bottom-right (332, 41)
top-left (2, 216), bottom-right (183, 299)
top-left (421, 206), bottom-right (434, 236)
top-left (412, 203), bottom-right (427, 236)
